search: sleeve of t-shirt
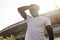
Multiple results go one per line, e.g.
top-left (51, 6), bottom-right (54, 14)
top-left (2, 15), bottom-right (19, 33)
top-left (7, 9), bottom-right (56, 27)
top-left (45, 17), bottom-right (51, 25)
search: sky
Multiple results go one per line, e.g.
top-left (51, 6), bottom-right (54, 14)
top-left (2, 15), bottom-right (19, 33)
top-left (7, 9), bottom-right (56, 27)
top-left (0, 0), bottom-right (60, 31)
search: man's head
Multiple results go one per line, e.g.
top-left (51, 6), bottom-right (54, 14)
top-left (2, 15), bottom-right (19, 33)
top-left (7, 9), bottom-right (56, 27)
top-left (29, 4), bottom-right (40, 17)
top-left (29, 4), bottom-right (40, 11)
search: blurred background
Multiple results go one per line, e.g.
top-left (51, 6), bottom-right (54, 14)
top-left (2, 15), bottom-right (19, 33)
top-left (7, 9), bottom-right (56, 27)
top-left (0, 0), bottom-right (60, 40)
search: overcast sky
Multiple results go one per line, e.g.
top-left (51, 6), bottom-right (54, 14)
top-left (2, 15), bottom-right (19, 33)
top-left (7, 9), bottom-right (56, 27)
top-left (0, 0), bottom-right (60, 31)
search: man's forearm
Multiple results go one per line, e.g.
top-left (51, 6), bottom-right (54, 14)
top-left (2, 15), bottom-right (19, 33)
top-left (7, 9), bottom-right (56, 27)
top-left (48, 27), bottom-right (54, 40)
top-left (49, 33), bottom-right (54, 40)
top-left (18, 6), bottom-right (29, 19)
top-left (46, 25), bottom-right (54, 40)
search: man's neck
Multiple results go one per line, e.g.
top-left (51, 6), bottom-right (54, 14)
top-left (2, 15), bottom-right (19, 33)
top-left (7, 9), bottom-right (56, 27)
top-left (30, 11), bottom-right (39, 18)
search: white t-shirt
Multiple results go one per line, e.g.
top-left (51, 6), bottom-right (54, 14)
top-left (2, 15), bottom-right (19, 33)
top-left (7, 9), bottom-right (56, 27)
top-left (25, 15), bottom-right (51, 40)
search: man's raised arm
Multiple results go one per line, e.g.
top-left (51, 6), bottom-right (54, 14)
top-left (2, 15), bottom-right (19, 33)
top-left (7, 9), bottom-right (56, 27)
top-left (18, 6), bottom-right (30, 19)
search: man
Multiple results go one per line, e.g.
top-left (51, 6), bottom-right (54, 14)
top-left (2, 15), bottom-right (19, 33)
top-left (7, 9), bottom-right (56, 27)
top-left (18, 4), bottom-right (54, 40)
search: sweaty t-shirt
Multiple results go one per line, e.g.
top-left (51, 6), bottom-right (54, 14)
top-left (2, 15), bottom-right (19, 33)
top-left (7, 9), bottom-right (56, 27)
top-left (25, 15), bottom-right (51, 40)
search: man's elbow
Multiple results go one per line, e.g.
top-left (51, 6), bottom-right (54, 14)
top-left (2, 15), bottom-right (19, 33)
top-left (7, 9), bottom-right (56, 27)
top-left (18, 8), bottom-right (21, 12)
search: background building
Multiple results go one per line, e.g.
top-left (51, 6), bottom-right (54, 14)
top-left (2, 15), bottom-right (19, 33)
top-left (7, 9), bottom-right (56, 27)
top-left (0, 9), bottom-right (60, 40)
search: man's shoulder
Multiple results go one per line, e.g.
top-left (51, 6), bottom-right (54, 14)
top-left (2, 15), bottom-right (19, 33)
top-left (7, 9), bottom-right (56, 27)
top-left (37, 16), bottom-right (50, 22)
top-left (37, 16), bottom-right (49, 19)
